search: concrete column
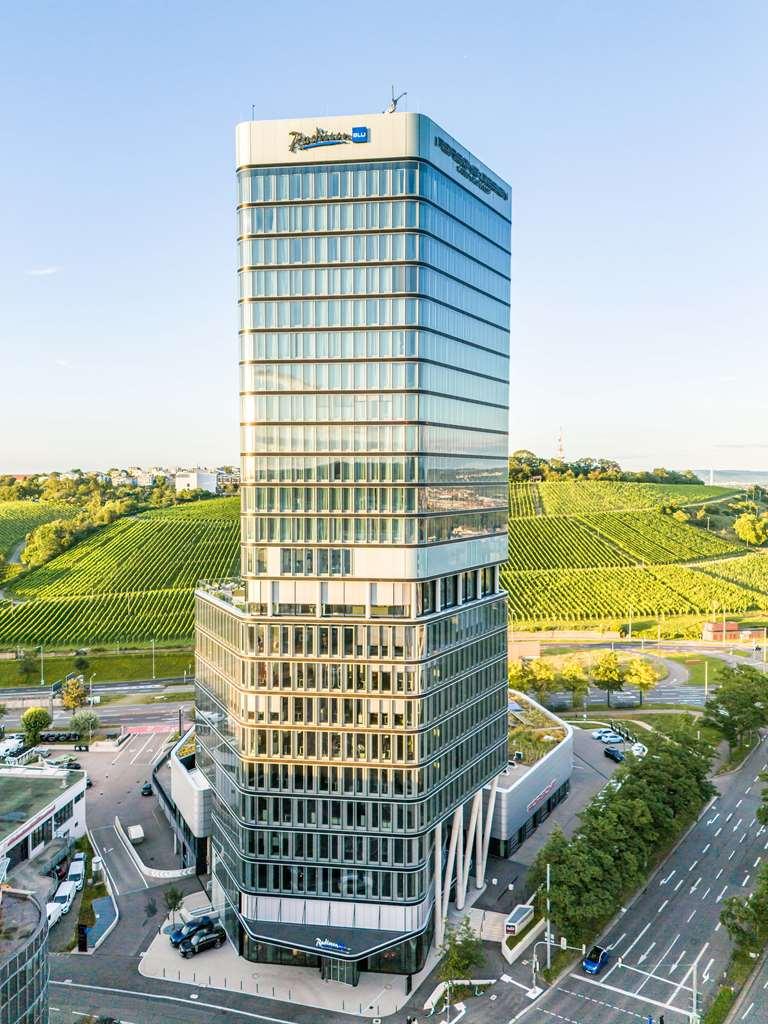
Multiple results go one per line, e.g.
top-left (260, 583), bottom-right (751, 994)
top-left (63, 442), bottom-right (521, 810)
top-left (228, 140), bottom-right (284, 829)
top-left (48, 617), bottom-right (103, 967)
top-left (455, 809), bottom-right (464, 910)
top-left (441, 806), bottom-right (462, 921)
top-left (433, 820), bottom-right (444, 949)
top-left (478, 776), bottom-right (499, 887)
top-left (458, 790), bottom-right (482, 906)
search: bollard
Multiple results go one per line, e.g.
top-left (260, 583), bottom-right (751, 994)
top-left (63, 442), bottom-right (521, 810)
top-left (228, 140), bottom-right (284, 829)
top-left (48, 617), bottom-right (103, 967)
top-left (162, 967), bottom-right (166, 978)
top-left (272, 986), bottom-right (275, 997)
top-left (256, 983), bottom-right (259, 993)
top-left (209, 975), bottom-right (211, 986)
top-left (177, 970), bottom-right (180, 980)
top-left (240, 979), bottom-right (243, 991)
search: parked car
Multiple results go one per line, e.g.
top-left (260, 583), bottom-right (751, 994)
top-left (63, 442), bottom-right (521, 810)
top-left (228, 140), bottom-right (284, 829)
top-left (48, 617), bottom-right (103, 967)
top-left (71, 852), bottom-right (86, 863)
top-left (67, 860), bottom-right (86, 892)
top-left (599, 732), bottom-right (624, 745)
top-left (34, 747), bottom-right (51, 758)
top-left (169, 916), bottom-right (214, 948)
top-left (631, 742), bottom-right (648, 758)
top-left (74, 743), bottom-right (89, 752)
top-left (591, 728), bottom-right (614, 740)
top-left (582, 945), bottom-right (610, 975)
top-left (86, 775), bottom-right (93, 788)
top-left (52, 881), bottom-right (77, 915)
top-left (141, 781), bottom-right (153, 796)
top-left (604, 746), bottom-right (625, 763)
top-left (46, 902), bottom-right (64, 929)
top-left (179, 923), bottom-right (227, 958)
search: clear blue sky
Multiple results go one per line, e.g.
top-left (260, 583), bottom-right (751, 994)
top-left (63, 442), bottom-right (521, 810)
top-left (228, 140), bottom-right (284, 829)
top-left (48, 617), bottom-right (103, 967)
top-left (1, 1), bottom-right (766, 474)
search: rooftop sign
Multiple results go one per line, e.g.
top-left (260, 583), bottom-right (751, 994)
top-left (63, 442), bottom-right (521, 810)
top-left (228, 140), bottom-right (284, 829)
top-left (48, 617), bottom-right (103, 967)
top-left (289, 126), bottom-right (369, 152)
top-left (434, 135), bottom-right (508, 201)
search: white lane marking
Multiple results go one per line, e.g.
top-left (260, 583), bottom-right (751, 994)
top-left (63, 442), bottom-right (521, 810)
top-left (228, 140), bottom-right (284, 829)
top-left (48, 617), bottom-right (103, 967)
top-left (736, 799), bottom-right (743, 808)
top-left (110, 736), bottom-right (135, 765)
top-left (570, 973), bottom-right (688, 1014)
top-left (88, 829), bottom-right (121, 897)
top-left (638, 941), bottom-right (656, 964)
top-left (129, 734), bottom-right (154, 764)
top-left (745, 787), bottom-right (752, 794)
top-left (674, 878), bottom-right (683, 892)
top-left (702, 957), bottom-right (715, 983)
top-left (661, 869), bottom-right (676, 885)
top-left (701, 887), bottom-right (711, 900)
top-left (608, 931), bottom-right (627, 951)
top-left (702, 843), bottom-right (711, 854)
top-left (669, 941), bottom-right (709, 1005)
top-left (740, 832), bottom-right (747, 844)
top-left (658, 899), bottom-right (669, 913)
top-left (743, 874), bottom-right (751, 887)
top-left (715, 827), bottom-right (723, 837)
top-left (686, 910), bottom-right (697, 923)
top-left (111, 821), bottom-right (149, 889)
top-left (755, 857), bottom-right (761, 868)
top-left (764, 839), bottom-right (768, 850)
top-left (717, 886), bottom-right (728, 901)
top-left (690, 876), bottom-right (702, 894)
top-left (726, 812), bottom-right (734, 822)
top-left (668, 948), bottom-right (686, 974)
top-left (716, 868), bottom-right (724, 879)
top-left (729, 850), bottom-right (736, 860)
top-left (708, 812), bottom-right (721, 825)
top-left (619, 922), bottom-right (652, 960)
top-left (49, 981), bottom-right (297, 1024)
top-left (688, 860), bottom-right (699, 871)
top-left (733, 818), bottom-right (744, 832)
top-left (715, 922), bottom-right (722, 932)
top-left (636, 934), bottom-right (680, 994)
top-left (741, 1002), bottom-right (755, 1019)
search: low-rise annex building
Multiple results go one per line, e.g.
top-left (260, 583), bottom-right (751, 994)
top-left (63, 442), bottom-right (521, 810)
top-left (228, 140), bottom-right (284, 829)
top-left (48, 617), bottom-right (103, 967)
top-left (0, 765), bottom-right (87, 874)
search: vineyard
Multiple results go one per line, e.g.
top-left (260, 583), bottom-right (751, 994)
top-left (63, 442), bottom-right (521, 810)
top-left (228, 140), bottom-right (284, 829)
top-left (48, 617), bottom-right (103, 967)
top-left (0, 501), bottom-right (75, 559)
top-left (0, 498), bottom-right (240, 647)
top-left (503, 480), bottom-right (768, 626)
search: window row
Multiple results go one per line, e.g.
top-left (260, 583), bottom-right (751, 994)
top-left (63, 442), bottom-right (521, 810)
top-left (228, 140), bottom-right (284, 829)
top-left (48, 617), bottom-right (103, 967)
top-left (239, 453), bottom-right (509, 485)
top-left (240, 423), bottom-right (507, 459)
top-left (242, 483), bottom-right (508, 514)
top-left (241, 509), bottom-right (507, 545)
top-left (238, 230), bottom-right (509, 300)
top-left (240, 296), bottom-right (509, 349)
top-left (240, 392), bottom-right (507, 432)
top-left (240, 824), bottom-right (427, 868)
top-left (239, 359), bottom-right (509, 404)
top-left (239, 329), bottom-right (509, 380)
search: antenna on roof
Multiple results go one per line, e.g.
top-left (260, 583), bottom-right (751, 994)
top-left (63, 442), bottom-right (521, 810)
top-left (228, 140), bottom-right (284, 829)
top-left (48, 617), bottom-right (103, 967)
top-left (251, 104), bottom-right (256, 121)
top-left (384, 85), bottom-right (407, 114)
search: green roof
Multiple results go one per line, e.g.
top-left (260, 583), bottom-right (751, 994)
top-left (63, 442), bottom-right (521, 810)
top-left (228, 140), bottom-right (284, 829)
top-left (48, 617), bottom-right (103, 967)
top-left (0, 770), bottom-right (84, 844)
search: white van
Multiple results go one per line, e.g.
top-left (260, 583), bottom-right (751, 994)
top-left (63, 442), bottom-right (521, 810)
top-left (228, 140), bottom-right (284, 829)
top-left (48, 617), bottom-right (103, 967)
top-left (46, 902), bottom-right (63, 928)
top-left (67, 859), bottom-right (86, 891)
top-left (52, 880), bottom-right (77, 915)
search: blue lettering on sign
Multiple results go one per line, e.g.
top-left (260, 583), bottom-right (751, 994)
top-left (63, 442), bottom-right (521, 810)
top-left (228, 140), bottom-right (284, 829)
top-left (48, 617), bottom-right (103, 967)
top-left (351, 126), bottom-right (369, 143)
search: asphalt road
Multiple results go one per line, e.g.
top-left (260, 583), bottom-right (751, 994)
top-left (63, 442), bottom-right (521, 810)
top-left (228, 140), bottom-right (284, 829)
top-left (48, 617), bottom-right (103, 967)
top-left (729, 954), bottom-right (768, 1023)
top-left (518, 735), bottom-right (768, 1024)
top-left (0, 700), bottom-right (193, 730)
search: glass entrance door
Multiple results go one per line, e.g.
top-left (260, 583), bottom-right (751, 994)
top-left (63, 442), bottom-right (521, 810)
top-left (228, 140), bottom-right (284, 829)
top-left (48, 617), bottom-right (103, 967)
top-left (320, 956), bottom-right (360, 986)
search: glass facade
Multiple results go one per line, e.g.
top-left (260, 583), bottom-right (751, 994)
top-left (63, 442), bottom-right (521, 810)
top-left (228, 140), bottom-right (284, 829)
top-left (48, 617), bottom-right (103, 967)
top-left (0, 895), bottom-right (49, 1024)
top-left (195, 115), bottom-right (510, 979)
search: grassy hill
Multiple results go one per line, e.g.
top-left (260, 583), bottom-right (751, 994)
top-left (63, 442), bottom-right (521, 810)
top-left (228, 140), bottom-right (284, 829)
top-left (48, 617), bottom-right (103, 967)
top-left (502, 480), bottom-right (768, 631)
top-left (0, 498), bottom-right (239, 647)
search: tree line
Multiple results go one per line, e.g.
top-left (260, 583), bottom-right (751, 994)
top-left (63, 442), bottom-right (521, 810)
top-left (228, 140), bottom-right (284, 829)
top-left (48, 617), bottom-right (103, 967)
top-left (509, 650), bottom-right (662, 707)
top-left (530, 717), bottom-right (715, 944)
top-left (508, 450), bottom-right (703, 484)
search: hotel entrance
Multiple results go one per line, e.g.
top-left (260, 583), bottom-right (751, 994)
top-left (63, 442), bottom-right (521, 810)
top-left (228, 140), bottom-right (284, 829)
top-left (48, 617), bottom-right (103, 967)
top-left (320, 956), bottom-right (360, 986)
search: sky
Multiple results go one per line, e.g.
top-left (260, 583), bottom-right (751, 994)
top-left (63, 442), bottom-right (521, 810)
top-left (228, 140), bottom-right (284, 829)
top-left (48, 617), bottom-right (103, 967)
top-left (1, 1), bottom-right (766, 474)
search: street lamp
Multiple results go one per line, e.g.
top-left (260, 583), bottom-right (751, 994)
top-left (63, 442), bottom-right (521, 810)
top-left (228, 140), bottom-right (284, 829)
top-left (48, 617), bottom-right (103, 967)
top-left (151, 638), bottom-right (156, 680)
top-left (38, 644), bottom-right (45, 687)
top-left (89, 673), bottom-right (96, 704)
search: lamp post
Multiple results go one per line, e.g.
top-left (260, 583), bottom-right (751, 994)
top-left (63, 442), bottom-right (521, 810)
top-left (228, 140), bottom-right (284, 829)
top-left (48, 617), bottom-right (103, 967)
top-left (151, 638), bottom-right (156, 680)
top-left (38, 644), bottom-right (45, 687)
top-left (89, 673), bottom-right (96, 705)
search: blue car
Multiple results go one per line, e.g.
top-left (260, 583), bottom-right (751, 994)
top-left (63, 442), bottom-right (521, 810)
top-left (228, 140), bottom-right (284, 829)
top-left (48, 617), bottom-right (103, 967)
top-left (582, 945), bottom-right (609, 975)
top-left (169, 916), bottom-right (213, 948)
top-left (604, 747), bottom-right (625, 764)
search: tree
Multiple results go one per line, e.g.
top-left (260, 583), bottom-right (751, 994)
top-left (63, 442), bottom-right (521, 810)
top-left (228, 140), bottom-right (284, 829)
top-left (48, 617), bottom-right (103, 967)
top-left (701, 666), bottom-right (768, 755)
top-left (623, 657), bottom-right (661, 706)
top-left (163, 885), bottom-right (185, 927)
top-left (592, 651), bottom-right (624, 707)
top-left (61, 677), bottom-right (88, 710)
top-left (559, 658), bottom-right (589, 710)
top-left (734, 513), bottom-right (768, 547)
top-left (20, 706), bottom-right (52, 746)
top-left (17, 651), bottom-right (37, 685)
top-left (73, 655), bottom-right (90, 674)
top-left (721, 863), bottom-right (768, 955)
top-left (438, 916), bottom-right (485, 989)
top-left (70, 710), bottom-right (100, 743)
top-left (0, 703), bottom-right (6, 723)
top-left (509, 658), bottom-right (556, 706)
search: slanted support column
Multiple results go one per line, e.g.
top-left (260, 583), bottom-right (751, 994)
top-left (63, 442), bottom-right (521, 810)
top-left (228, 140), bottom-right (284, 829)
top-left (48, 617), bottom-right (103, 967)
top-left (458, 790), bottom-right (482, 908)
top-left (478, 776), bottom-right (499, 888)
top-left (441, 806), bottom-right (463, 921)
top-left (433, 819), bottom-right (444, 949)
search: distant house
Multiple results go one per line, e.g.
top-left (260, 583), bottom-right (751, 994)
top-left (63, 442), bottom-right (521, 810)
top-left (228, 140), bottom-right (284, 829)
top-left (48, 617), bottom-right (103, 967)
top-left (702, 621), bottom-right (740, 642)
top-left (175, 469), bottom-right (218, 494)
top-left (110, 472), bottom-right (137, 488)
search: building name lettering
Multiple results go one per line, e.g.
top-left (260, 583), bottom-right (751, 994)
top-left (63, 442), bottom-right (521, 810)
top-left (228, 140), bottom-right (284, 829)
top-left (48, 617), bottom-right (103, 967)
top-left (434, 136), bottom-right (508, 201)
top-left (315, 936), bottom-right (351, 953)
top-left (289, 126), bottom-right (369, 152)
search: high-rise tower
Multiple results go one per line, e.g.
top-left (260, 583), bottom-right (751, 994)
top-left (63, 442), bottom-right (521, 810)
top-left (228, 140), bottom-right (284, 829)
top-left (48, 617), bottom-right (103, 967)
top-left (195, 111), bottom-right (511, 984)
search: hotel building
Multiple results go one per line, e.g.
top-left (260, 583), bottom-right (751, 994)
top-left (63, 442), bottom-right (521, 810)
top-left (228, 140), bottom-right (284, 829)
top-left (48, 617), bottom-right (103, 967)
top-left (195, 110), bottom-right (511, 985)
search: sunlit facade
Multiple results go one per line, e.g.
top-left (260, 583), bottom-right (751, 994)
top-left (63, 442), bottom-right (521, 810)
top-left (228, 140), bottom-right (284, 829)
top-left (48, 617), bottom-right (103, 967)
top-left (195, 111), bottom-right (511, 984)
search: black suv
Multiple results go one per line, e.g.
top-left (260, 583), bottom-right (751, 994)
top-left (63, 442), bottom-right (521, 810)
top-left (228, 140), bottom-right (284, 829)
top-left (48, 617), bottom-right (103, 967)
top-left (179, 923), bottom-right (227, 958)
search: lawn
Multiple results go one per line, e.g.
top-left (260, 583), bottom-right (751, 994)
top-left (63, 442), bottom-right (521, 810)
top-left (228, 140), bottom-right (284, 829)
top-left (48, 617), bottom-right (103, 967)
top-left (0, 648), bottom-right (194, 688)
top-left (659, 652), bottom-right (728, 685)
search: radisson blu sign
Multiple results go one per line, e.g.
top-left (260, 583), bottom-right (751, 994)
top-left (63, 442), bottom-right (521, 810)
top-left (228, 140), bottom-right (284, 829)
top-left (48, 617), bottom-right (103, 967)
top-left (289, 126), bottom-right (369, 152)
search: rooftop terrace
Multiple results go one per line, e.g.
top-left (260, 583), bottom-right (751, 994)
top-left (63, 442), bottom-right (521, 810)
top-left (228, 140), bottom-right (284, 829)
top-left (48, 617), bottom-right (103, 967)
top-left (0, 766), bottom-right (84, 844)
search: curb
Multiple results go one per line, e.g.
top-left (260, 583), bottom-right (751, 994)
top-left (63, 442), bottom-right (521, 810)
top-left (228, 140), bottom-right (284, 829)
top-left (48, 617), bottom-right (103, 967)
top-left (724, 951), bottom-right (767, 1024)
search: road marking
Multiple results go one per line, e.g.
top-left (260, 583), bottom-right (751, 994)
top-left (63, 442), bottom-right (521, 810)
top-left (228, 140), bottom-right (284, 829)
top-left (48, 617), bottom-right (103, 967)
top-left (729, 850), bottom-right (736, 860)
top-left (702, 957), bottom-right (715, 983)
top-left (111, 822), bottom-right (149, 889)
top-left (669, 941), bottom-right (709, 1006)
top-left (716, 868), bottom-right (724, 879)
top-left (740, 832), bottom-right (747, 844)
top-left (49, 982), bottom-right (297, 1024)
top-left (636, 934), bottom-right (680, 994)
top-left (88, 829), bottom-right (121, 897)
top-left (688, 860), bottom-right (698, 871)
top-left (661, 869), bottom-right (676, 885)
top-left (571, 972), bottom-right (688, 1015)
top-left (702, 843), bottom-right (711, 854)
top-left (609, 932), bottom-right (627, 951)
top-left (743, 874), bottom-right (751, 887)
top-left (674, 878), bottom-right (683, 892)
top-left (701, 887), bottom-right (711, 900)
top-left (741, 1001), bottom-right (755, 1019)
top-left (556, 987), bottom-right (647, 1020)
top-left (619, 921), bottom-right (652, 959)
top-left (715, 827), bottom-right (723, 837)
top-left (110, 736), bottom-right (134, 765)
top-left (733, 818), bottom-right (743, 832)
top-left (715, 922), bottom-right (722, 932)
top-left (726, 812), bottom-right (734, 822)
top-left (717, 886), bottom-right (728, 901)
top-left (658, 899), bottom-right (669, 913)
top-left (129, 734), bottom-right (155, 764)
top-left (755, 857), bottom-right (761, 868)
top-left (669, 948), bottom-right (686, 974)
top-left (638, 941), bottom-right (656, 964)
top-left (737, 799), bottom-right (743, 808)
top-left (690, 876), bottom-right (702, 894)
top-left (708, 813), bottom-right (720, 825)
top-left (745, 787), bottom-right (752, 794)
top-left (686, 910), bottom-right (696, 923)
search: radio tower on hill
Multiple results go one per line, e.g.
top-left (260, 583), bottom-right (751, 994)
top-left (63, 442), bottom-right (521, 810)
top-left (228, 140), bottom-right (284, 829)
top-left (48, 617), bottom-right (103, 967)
top-left (556, 425), bottom-right (565, 462)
